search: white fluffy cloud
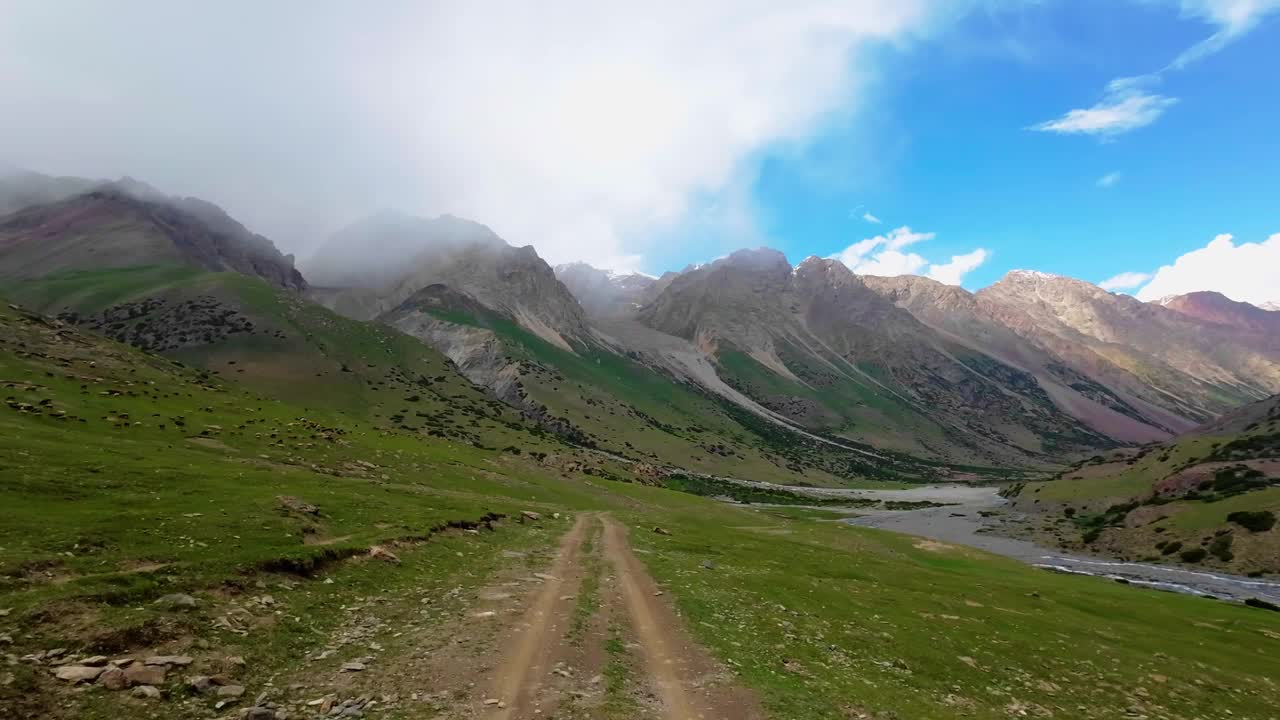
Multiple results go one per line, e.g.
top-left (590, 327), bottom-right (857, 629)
top-left (1134, 232), bottom-right (1280, 305)
top-left (862, 211), bottom-right (883, 224)
top-left (0, 0), bottom-right (962, 272)
top-left (1032, 78), bottom-right (1177, 138)
top-left (831, 226), bottom-right (988, 285)
top-left (1098, 271), bottom-right (1152, 291)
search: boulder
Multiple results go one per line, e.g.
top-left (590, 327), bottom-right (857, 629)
top-left (144, 655), bottom-right (194, 666)
top-left (99, 667), bottom-right (129, 690)
top-left (55, 665), bottom-right (104, 683)
top-left (520, 511), bottom-right (542, 522)
top-left (124, 664), bottom-right (167, 686)
top-left (131, 685), bottom-right (162, 700)
top-left (217, 684), bottom-right (246, 698)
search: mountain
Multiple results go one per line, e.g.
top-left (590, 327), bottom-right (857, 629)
top-left (309, 213), bottom-right (589, 350)
top-left (635, 250), bottom-right (1114, 464)
top-left (1158, 291), bottom-right (1280, 336)
top-left (864, 274), bottom-right (1191, 443)
top-left (0, 181), bottom-right (305, 291)
top-left (553, 262), bottom-right (663, 319)
top-left (1262, 301), bottom-right (1280, 312)
top-left (974, 271), bottom-right (1280, 424)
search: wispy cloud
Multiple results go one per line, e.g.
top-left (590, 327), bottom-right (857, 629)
top-left (1098, 270), bottom-right (1151, 291)
top-left (831, 225), bottom-right (987, 286)
top-left (1168, 0), bottom-right (1280, 69)
top-left (862, 211), bottom-right (882, 224)
top-left (1096, 171), bottom-right (1122, 188)
top-left (1032, 78), bottom-right (1176, 139)
top-left (1035, 1), bottom-right (1280, 141)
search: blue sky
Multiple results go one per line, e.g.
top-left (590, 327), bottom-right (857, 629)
top-left (645, 0), bottom-right (1280, 301)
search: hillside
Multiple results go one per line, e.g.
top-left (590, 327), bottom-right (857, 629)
top-left (1003, 394), bottom-right (1280, 575)
top-left (2, 301), bottom-right (1278, 720)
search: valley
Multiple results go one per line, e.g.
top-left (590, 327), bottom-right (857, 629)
top-left (0, 173), bottom-right (1277, 720)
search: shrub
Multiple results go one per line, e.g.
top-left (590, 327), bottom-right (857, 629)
top-left (1081, 528), bottom-right (1102, 544)
top-left (1227, 510), bottom-right (1276, 532)
top-left (1179, 548), bottom-right (1208, 563)
top-left (1209, 533), bottom-right (1235, 562)
top-left (1160, 541), bottom-right (1183, 556)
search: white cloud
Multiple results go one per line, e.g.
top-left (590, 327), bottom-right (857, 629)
top-left (1031, 78), bottom-right (1177, 138)
top-left (855, 249), bottom-right (930, 276)
top-left (927, 249), bottom-right (990, 285)
top-left (1134, 232), bottom-right (1280, 305)
top-left (1168, 0), bottom-right (1280, 68)
top-left (1098, 271), bottom-right (1152, 291)
top-left (831, 225), bottom-right (988, 285)
top-left (1097, 171), bottom-right (1122, 188)
top-left (0, 1), bottom-right (961, 273)
top-left (1036, 1), bottom-right (1279, 142)
top-left (862, 211), bottom-right (882, 224)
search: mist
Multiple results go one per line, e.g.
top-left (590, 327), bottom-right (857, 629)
top-left (1, 1), bottom-right (962, 273)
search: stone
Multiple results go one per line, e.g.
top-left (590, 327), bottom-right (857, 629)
top-left (520, 511), bottom-right (542, 522)
top-left (55, 665), bottom-right (104, 683)
top-left (145, 655), bottom-right (194, 666)
top-left (79, 655), bottom-right (110, 666)
top-left (701, 559), bottom-right (718, 570)
top-left (368, 546), bottom-right (399, 563)
top-left (244, 708), bottom-right (276, 720)
top-left (217, 684), bottom-right (246, 698)
top-left (340, 662), bottom-right (367, 672)
top-left (188, 675), bottom-right (216, 692)
top-left (124, 664), bottom-right (166, 686)
top-left (154, 593), bottom-right (199, 610)
top-left (132, 685), bottom-right (162, 699)
top-left (277, 496), bottom-right (320, 515)
top-left (652, 526), bottom-right (672, 535)
top-left (99, 667), bottom-right (129, 690)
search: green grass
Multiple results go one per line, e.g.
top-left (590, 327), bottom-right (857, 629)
top-left (3, 289), bottom-right (1279, 720)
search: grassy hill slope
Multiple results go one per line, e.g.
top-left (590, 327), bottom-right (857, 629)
top-left (1, 303), bottom-right (1277, 720)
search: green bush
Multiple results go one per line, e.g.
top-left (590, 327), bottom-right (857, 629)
top-left (1227, 510), bottom-right (1276, 532)
top-left (1179, 548), bottom-right (1208, 563)
top-left (1209, 534), bottom-right (1235, 562)
top-left (1160, 541), bottom-right (1182, 556)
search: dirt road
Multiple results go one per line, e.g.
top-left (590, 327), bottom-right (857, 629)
top-left (481, 513), bottom-right (762, 720)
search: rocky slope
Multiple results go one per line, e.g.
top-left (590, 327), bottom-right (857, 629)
top-left (975, 271), bottom-right (1280, 424)
top-left (636, 250), bottom-right (1112, 464)
top-left (0, 181), bottom-right (305, 291)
